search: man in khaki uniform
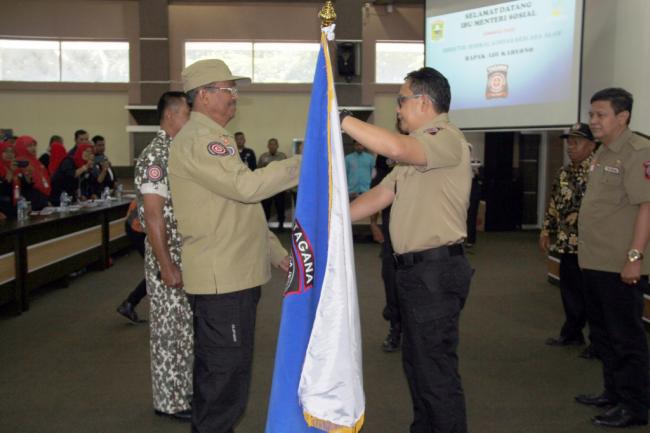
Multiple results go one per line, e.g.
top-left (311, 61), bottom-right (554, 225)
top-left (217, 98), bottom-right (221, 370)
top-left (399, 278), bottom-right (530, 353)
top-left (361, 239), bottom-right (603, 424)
top-left (575, 88), bottom-right (649, 428)
top-left (168, 59), bottom-right (301, 433)
top-left (342, 67), bottom-right (473, 433)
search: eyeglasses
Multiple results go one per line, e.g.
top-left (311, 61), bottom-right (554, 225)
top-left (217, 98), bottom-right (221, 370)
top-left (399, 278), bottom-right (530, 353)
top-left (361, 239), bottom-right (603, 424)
top-left (203, 86), bottom-right (239, 97)
top-left (396, 94), bottom-right (435, 108)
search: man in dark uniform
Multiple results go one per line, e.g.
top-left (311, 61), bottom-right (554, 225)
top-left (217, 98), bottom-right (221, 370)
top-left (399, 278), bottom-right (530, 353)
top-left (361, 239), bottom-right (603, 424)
top-left (575, 87), bottom-right (649, 428)
top-left (370, 153), bottom-right (401, 352)
top-left (343, 67), bottom-right (473, 433)
top-left (234, 131), bottom-right (256, 171)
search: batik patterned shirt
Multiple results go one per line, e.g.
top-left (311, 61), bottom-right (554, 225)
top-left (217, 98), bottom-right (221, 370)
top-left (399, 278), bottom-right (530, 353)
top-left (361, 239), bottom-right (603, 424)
top-left (134, 130), bottom-right (182, 267)
top-left (542, 154), bottom-right (593, 254)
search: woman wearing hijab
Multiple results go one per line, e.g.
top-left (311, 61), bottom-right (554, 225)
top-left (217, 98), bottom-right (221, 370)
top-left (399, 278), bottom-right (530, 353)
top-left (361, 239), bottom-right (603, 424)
top-left (14, 135), bottom-right (51, 211)
top-left (39, 134), bottom-right (64, 169)
top-left (0, 141), bottom-right (19, 219)
top-left (48, 141), bottom-right (66, 177)
top-left (51, 142), bottom-right (96, 205)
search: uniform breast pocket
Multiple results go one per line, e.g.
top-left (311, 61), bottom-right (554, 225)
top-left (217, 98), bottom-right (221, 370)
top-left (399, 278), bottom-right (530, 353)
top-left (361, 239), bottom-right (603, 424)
top-left (596, 172), bottom-right (624, 204)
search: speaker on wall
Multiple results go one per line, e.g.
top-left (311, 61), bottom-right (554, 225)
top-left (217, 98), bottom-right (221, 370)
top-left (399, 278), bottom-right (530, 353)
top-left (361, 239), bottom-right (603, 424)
top-left (336, 42), bottom-right (357, 80)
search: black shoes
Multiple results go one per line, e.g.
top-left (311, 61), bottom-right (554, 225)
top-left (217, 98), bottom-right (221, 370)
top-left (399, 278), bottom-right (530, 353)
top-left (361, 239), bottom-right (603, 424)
top-left (545, 335), bottom-right (585, 346)
top-left (382, 326), bottom-right (401, 353)
top-left (592, 405), bottom-right (648, 428)
top-left (116, 301), bottom-right (140, 323)
top-left (575, 392), bottom-right (617, 408)
top-left (155, 408), bottom-right (192, 421)
top-left (579, 344), bottom-right (599, 360)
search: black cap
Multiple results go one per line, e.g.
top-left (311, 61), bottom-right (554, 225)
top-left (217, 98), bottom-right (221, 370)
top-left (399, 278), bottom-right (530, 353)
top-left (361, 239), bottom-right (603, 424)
top-left (560, 122), bottom-right (594, 141)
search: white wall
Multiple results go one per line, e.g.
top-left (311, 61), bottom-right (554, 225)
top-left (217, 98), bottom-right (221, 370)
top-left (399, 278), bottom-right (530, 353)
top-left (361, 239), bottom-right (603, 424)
top-left (582, 0), bottom-right (650, 134)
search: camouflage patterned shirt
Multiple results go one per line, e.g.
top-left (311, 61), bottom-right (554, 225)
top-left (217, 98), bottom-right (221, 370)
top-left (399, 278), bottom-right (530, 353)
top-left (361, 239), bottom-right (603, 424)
top-left (542, 154), bottom-right (593, 254)
top-left (134, 130), bottom-right (182, 266)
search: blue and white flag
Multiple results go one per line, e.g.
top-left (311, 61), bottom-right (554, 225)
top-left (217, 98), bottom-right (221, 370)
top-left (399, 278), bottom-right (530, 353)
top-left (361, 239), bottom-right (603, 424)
top-left (265, 29), bottom-right (365, 433)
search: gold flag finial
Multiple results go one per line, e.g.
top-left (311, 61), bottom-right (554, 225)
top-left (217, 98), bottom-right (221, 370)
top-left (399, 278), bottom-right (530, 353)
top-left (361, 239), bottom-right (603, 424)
top-left (319, 1), bottom-right (337, 27)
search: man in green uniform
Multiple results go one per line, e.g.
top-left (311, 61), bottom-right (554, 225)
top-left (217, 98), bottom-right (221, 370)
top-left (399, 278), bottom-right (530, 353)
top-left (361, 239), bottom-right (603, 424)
top-left (575, 87), bottom-right (649, 428)
top-left (540, 123), bottom-right (596, 358)
top-left (342, 67), bottom-right (473, 433)
top-left (134, 91), bottom-right (193, 420)
top-left (168, 59), bottom-right (301, 433)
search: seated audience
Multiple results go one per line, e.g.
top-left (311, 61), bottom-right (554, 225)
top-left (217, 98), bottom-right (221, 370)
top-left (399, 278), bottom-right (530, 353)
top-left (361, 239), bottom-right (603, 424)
top-left (15, 135), bottom-right (51, 211)
top-left (39, 134), bottom-right (64, 169)
top-left (92, 135), bottom-right (117, 195)
top-left (51, 143), bottom-right (96, 205)
top-left (0, 140), bottom-right (19, 219)
top-left (48, 141), bottom-right (66, 177)
top-left (67, 129), bottom-right (90, 157)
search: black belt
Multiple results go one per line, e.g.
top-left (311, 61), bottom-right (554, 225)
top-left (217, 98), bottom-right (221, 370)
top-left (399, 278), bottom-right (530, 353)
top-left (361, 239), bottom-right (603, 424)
top-left (393, 244), bottom-right (464, 268)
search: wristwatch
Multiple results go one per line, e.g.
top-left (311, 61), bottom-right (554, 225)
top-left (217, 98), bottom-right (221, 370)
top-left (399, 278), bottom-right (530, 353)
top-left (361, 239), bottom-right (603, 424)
top-left (627, 249), bottom-right (644, 263)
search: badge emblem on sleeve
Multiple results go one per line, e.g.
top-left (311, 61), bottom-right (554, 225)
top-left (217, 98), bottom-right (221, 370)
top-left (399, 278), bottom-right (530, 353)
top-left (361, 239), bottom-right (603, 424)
top-left (146, 165), bottom-right (163, 181)
top-left (207, 141), bottom-right (236, 157)
top-left (424, 127), bottom-right (440, 135)
top-left (644, 161), bottom-right (650, 180)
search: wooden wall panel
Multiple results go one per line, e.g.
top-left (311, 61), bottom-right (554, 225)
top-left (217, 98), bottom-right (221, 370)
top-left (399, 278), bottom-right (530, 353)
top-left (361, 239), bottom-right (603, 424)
top-left (0, 253), bottom-right (16, 285)
top-left (27, 226), bottom-right (102, 273)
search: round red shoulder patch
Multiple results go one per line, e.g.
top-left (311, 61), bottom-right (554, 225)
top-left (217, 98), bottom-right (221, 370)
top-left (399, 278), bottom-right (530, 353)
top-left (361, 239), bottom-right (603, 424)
top-left (207, 141), bottom-right (227, 156)
top-left (643, 161), bottom-right (650, 180)
top-left (146, 165), bottom-right (163, 181)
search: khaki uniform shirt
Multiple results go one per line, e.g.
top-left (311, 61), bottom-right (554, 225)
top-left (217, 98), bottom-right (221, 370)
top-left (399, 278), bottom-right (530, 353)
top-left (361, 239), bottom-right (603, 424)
top-left (380, 113), bottom-right (472, 254)
top-left (578, 129), bottom-right (650, 274)
top-left (168, 112), bottom-right (301, 294)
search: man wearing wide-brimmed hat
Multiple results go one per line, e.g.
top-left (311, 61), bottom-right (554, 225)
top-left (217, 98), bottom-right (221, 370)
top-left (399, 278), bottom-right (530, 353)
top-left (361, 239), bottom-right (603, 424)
top-left (168, 59), bottom-right (301, 433)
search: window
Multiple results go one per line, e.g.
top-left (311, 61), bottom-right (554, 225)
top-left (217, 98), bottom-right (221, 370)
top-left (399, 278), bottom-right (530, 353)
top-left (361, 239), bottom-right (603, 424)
top-left (185, 42), bottom-right (253, 79)
top-left (0, 39), bottom-right (129, 83)
top-left (253, 43), bottom-right (319, 83)
top-left (61, 41), bottom-right (129, 82)
top-left (185, 41), bottom-right (319, 84)
top-left (0, 40), bottom-right (60, 82)
top-left (375, 42), bottom-right (424, 84)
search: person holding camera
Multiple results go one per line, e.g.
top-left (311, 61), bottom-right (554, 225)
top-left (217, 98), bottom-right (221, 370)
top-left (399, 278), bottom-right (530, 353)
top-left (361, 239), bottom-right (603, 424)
top-left (92, 135), bottom-right (118, 195)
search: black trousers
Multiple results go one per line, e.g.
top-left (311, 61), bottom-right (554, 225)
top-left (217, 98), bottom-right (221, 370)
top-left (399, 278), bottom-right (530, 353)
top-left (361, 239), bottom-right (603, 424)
top-left (188, 287), bottom-right (261, 433)
top-left (262, 192), bottom-right (286, 226)
top-left (582, 269), bottom-right (649, 418)
top-left (380, 207), bottom-right (400, 326)
top-left (465, 177), bottom-right (480, 245)
top-left (558, 254), bottom-right (587, 341)
top-left (396, 253), bottom-right (473, 433)
top-left (125, 223), bottom-right (147, 307)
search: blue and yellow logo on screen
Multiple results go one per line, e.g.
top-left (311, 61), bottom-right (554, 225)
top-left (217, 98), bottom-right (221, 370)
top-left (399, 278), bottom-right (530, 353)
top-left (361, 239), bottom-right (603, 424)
top-left (431, 20), bottom-right (444, 42)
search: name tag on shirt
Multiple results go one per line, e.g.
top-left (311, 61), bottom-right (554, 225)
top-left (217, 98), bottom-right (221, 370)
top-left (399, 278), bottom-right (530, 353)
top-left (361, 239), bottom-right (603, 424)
top-left (604, 166), bottom-right (620, 175)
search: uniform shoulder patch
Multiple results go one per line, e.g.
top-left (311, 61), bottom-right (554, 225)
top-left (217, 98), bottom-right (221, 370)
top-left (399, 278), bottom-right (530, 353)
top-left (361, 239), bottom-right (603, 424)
top-left (424, 127), bottom-right (441, 135)
top-left (146, 164), bottom-right (163, 181)
top-left (643, 161), bottom-right (650, 180)
top-left (207, 141), bottom-right (236, 157)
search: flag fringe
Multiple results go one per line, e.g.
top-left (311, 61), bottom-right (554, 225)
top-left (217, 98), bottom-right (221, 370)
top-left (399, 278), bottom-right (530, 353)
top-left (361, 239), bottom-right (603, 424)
top-left (303, 412), bottom-right (365, 433)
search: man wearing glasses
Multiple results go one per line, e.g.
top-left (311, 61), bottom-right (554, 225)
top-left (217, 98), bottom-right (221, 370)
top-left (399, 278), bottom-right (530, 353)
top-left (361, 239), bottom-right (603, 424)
top-left (342, 67), bottom-right (473, 433)
top-left (168, 59), bottom-right (301, 433)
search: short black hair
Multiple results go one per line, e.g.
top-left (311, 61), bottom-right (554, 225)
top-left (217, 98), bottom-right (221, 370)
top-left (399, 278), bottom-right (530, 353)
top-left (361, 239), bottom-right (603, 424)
top-left (234, 131), bottom-right (244, 137)
top-left (157, 91), bottom-right (189, 123)
top-left (92, 135), bottom-right (104, 144)
top-left (591, 87), bottom-right (633, 125)
top-left (405, 67), bottom-right (451, 113)
top-left (49, 135), bottom-right (62, 144)
top-left (74, 129), bottom-right (88, 140)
